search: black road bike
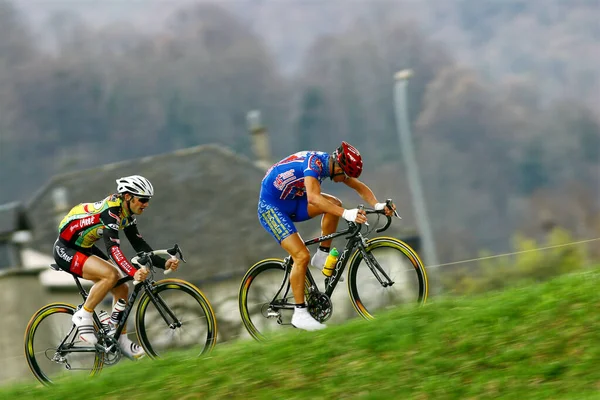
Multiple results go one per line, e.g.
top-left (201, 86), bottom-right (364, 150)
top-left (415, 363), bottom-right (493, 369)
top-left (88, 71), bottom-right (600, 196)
top-left (239, 201), bottom-right (428, 341)
top-left (24, 244), bottom-right (217, 385)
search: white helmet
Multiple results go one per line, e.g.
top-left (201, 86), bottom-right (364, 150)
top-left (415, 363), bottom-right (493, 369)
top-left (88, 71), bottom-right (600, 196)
top-left (116, 175), bottom-right (154, 197)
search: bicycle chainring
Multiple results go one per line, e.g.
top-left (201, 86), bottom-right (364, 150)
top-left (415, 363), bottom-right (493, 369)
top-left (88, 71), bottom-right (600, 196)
top-left (100, 335), bottom-right (122, 365)
top-left (307, 292), bottom-right (333, 322)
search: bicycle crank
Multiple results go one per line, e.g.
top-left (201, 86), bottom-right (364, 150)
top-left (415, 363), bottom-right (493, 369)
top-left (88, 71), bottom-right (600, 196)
top-left (99, 336), bottom-right (122, 365)
top-left (307, 292), bottom-right (333, 322)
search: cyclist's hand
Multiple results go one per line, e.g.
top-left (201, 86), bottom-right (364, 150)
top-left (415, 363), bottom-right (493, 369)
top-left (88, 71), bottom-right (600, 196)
top-left (375, 201), bottom-right (396, 217)
top-left (343, 208), bottom-right (367, 224)
top-left (165, 257), bottom-right (179, 272)
top-left (134, 268), bottom-right (148, 282)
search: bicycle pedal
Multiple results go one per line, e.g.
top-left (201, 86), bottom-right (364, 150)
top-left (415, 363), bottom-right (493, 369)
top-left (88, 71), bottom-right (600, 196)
top-left (266, 311), bottom-right (280, 318)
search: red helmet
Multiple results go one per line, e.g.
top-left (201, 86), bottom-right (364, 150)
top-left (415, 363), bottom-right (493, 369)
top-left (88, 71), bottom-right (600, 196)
top-left (334, 141), bottom-right (363, 178)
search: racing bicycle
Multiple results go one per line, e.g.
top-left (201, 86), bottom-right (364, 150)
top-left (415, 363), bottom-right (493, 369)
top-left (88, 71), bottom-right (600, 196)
top-left (239, 200), bottom-right (428, 341)
top-left (24, 244), bottom-right (217, 385)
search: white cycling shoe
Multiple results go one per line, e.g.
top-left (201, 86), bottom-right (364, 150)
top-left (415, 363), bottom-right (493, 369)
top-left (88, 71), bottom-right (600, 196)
top-left (72, 308), bottom-right (98, 345)
top-left (119, 335), bottom-right (146, 360)
top-left (291, 308), bottom-right (326, 331)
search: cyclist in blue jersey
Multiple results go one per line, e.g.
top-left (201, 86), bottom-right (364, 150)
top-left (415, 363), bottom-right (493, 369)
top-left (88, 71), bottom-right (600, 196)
top-left (258, 141), bottom-right (396, 331)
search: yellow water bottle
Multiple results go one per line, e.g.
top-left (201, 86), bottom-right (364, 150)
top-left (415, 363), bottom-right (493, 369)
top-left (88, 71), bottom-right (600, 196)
top-left (322, 248), bottom-right (339, 277)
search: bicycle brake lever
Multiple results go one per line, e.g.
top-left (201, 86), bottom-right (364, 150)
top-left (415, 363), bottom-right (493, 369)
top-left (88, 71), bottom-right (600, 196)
top-left (384, 199), bottom-right (402, 219)
top-left (358, 205), bottom-right (369, 226)
top-left (177, 247), bottom-right (187, 263)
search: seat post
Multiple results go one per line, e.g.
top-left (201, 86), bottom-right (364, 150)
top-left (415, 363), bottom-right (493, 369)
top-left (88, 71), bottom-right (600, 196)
top-left (72, 275), bottom-right (89, 301)
top-left (49, 263), bottom-right (89, 302)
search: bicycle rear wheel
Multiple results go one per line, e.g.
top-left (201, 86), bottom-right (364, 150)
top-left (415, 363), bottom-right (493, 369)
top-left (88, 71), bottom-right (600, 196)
top-left (24, 303), bottom-right (103, 385)
top-left (239, 258), bottom-right (311, 341)
top-left (135, 279), bottom-right (217, 359)
top-left (347, 237), bottom-right (428, 319)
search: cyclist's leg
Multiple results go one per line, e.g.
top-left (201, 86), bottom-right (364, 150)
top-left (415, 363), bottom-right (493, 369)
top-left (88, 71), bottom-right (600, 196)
top-left (80, 256), bottom-right (120, 311)
top-left (94, 246), bottom-right (140, 353)
top-left (257, 198), bottom-right (325, 331)
top-left (258, 197), bottom-right (308, 304)
top-left (305, 193), bottom-right (342, 248)
top-left (53, 241), bottom-right (119, 311)
top-left (90, 245), bottom-right (128, 311)
top-left (280, 234), bottom-right (310, 304)
top-left (53, 241), bottom-right (119, 343)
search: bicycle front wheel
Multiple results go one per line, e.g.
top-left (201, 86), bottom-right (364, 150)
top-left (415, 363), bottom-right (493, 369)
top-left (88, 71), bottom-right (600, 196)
top-left (347, 237), bottom-right (428, 319)
top-left (24, 303), bottom-right (103, 385)
top-left (135, 279), bottom-right (217, 359)
top-left (239, 258), bottom-right (310, 342)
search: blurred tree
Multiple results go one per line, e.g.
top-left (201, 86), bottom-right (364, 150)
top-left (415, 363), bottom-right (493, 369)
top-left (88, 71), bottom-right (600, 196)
top-left (298, 18), bottom-right (451, 163)
top-left (294, 87), bottom-right (331, 150)
top-left (517, 140), bottom-right (550, 195)
top-left (0, 0), bottom-right (42, 201)
top-left (158, 3), bottom-right (289, 156)
top-left (416, 66), bottom-right (522, 253)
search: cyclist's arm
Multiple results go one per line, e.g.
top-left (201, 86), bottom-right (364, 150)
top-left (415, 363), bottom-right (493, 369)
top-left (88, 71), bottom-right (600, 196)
top-left (343, 177), bottom-right (379, 207)
top-left (100, 208), bottom-right (138, 277)
top-left (124, 221), bottom-right (167, 269)
top-left (305, 177), bottom-right (345, 217)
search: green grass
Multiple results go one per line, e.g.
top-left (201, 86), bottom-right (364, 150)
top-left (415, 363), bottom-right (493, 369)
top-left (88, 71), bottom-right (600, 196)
top-left (4, 268), bottom-right (600, 399)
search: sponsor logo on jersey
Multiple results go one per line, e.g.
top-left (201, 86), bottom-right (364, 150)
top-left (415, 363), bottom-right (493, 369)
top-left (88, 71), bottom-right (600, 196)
top-left (80, 216), bottom-right (95, 227)
top-left (274, 169), bottom-right (296, 190)
top-left (55, 245), bottom-right (73, 262)
top-left (110, 237), bottom-right (120, 244)
top-left (111, 247), bottom-right (125, 263)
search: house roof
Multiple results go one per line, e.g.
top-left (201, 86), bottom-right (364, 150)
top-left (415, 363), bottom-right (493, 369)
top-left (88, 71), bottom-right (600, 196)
top-left (26, 144), bottom-right (286, 284)
top-left (0, 202), bottom-right (32, 238)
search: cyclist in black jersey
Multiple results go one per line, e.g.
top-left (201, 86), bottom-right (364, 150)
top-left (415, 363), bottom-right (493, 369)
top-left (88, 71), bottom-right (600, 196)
top-left (53, 175), bottom-right (179, 359)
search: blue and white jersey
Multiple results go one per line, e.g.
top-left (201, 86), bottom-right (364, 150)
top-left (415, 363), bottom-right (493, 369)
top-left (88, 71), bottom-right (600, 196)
top-left (260, 151), bottom-right (331, 200)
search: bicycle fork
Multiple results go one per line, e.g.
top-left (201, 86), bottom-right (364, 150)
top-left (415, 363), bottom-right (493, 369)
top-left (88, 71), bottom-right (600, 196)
top-left (359, 248), bottom-right (395, 287)
top-left (143, 286), bottom-right (182, 329)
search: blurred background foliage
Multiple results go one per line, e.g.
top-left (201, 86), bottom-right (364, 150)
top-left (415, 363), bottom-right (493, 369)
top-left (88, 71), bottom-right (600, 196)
top-left (1, 0), bottom-right (598, 281)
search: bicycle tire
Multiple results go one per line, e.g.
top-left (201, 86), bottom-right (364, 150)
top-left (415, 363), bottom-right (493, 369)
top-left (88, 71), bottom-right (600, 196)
top-left (238, 258), bottom-right (311, 341)
top-left (347, 237), bottom-right (428, 319)
top-left (24, 303), bottom-right (103, 385)
top-left (135, 279), bottom-right (217, 359)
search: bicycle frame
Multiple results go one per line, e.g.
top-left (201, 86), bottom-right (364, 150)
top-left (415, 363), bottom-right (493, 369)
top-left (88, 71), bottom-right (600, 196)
top-left (269, 216), bottom-right (395, 312)
top-left (62, 269), bottom-right (181, 354)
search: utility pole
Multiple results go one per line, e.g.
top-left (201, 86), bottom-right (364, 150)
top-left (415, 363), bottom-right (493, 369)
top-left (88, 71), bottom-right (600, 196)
top-left (393, 69), bottom-right (439, 267)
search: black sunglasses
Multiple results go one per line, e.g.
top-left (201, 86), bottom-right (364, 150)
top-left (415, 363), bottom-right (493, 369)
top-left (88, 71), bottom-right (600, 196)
top-left (332, 162), bottom-right (349, 180)
top-left (136, 197), bottom-right (151, 204)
